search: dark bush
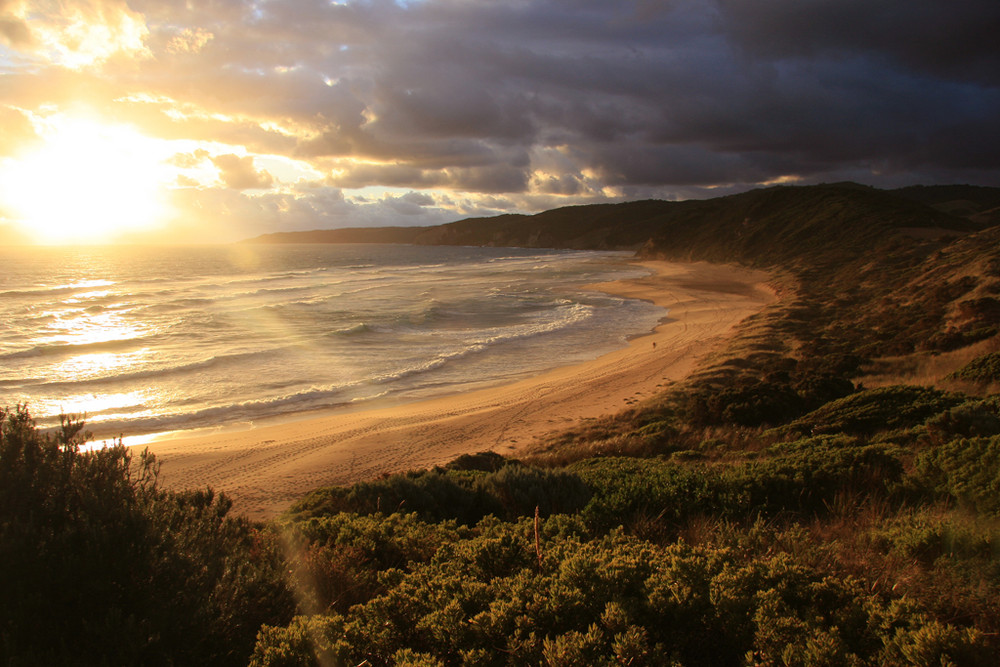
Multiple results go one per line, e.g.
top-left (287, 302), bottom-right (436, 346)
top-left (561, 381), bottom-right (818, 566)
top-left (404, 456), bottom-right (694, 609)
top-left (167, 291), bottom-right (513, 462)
top-left (719, 440), bottom-right (904, 517)
top-left (0, 406), bottom-right (294, 665)
top-left (925, 397), bottom-right (1000, 443)
top-left (686, 379), bottom-right (805, 427)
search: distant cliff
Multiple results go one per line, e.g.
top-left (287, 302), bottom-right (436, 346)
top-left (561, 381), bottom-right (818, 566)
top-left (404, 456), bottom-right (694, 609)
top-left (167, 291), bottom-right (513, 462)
top-left (244, 183), bottom-right (996, 269)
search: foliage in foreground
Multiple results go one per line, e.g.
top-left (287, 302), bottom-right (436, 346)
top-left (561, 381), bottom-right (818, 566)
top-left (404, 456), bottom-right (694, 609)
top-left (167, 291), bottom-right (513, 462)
top-left (256, 508), bottom-right (999, 666)
top-left (254, 388), bottom-right (1000, 665)
top-left (0, 406), bottom-right (295, 666)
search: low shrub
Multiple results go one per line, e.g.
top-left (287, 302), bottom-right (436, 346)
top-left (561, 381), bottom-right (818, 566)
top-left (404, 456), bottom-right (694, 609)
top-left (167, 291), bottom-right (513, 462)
top-left (949, 351), bottom-right (1000, 384)
top-left (781, 385), bottom-right (965, 436)
top-left (288, 463), bottom-right (591, 525)
top-left (914, 435), bottom-right (1000, 514)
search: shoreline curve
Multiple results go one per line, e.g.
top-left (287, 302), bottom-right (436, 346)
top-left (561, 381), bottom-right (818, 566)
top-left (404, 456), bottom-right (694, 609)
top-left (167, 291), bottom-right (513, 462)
top-left (148, 260), bottom-right (777, 520)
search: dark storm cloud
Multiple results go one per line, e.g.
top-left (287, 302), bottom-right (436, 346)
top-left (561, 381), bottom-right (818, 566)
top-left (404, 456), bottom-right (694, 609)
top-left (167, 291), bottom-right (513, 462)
top-left (294, 0), bottom-right (998, 190)
top-left (118, 0), bottom-right (1000, 194)
top-left (717, 0), bottom-right (1000, 86)
top-left (4, 0), bottom-right (997, 234)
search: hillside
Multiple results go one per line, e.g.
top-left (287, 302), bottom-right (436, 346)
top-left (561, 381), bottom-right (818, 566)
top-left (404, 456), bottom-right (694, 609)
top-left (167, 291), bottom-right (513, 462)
top-left (251, 183), bottom-right (1000, 664)
top-left (7, 182), bottom-right (1000, 665)
top-left (246, 183), bottom-right (989, 257)
top-left (892, 184), bottom-right (1000, 227)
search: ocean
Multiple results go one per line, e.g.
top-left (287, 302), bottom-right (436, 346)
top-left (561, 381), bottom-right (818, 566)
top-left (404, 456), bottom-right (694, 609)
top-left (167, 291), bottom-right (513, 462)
top-left (0, 244), bottom-right (665, 441)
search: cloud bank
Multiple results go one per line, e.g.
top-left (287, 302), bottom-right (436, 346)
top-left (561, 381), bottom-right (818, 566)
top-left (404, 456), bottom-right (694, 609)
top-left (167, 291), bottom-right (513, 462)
top-left (1, 0), bottom-right (998, 240)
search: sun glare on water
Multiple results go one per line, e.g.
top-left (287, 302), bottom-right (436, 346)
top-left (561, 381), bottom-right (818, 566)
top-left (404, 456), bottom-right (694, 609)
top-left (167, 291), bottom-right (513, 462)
top-left (0, 117), bottom-right (173, 244)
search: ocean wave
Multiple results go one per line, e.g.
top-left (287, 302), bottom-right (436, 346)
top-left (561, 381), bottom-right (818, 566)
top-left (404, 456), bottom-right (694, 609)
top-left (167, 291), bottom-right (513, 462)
top-left (0, 336), bottom-right (162, 361)
top-left (366, 304), bottom-right (595, 384)
top-left (80, 382), bottom-right (374, 436)
top-left (0, 376), bottom-right (44, 388)
top-left (22, 346), bottom-right (294, 389)
top-left (470, 302), bottom-right (595, 348)
top-left (2, 245), bottom-right (657, 440)
top-left (67, 347), bottom-right (487, 436)
top-left (394, 298), bottom-right (594, 337)
top-left (325, 322), bottom-right (372, 337)
top-left (260, 296), bottom-right (337, 314)
top-left (0, 279), bottom-right (115, 299)
top-left (205, 268), bottom-right (338, 292)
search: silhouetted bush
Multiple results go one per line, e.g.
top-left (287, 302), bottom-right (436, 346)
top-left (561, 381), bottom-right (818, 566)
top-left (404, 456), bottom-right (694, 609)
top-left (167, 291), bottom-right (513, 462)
top-left (925, 397), bottom-right (1000, 443)
top-left (0, 406), bottom-right (294, 665)
top-left (686, 379), bottom-right (805, 427)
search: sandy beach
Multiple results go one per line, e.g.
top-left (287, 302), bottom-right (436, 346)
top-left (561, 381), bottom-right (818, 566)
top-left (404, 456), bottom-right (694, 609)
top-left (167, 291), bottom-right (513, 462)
top-left (148, 260), bottom-right (776, 520)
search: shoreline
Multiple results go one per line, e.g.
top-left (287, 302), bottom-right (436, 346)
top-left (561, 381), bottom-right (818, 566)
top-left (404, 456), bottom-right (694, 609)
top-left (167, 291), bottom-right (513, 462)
top-left (148, 260), bottom-right (777, 520)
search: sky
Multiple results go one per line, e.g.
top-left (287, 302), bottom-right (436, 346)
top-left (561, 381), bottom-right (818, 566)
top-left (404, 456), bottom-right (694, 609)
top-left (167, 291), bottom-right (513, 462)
top-left (0, 0), bottom-right (998, 243)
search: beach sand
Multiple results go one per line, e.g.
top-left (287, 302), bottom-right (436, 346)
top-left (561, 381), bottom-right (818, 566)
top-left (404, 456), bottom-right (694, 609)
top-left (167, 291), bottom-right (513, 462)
top-left (148, 261), bottom-right (776, 520)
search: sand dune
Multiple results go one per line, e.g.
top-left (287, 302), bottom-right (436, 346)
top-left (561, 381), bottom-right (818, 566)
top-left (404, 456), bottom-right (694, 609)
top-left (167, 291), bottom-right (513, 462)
top-left (147, 261), bottom-right (776, 520)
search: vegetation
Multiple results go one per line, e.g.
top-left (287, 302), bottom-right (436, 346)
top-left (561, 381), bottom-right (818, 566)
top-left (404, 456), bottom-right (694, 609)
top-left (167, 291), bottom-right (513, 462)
top-left (6, 182), bottom-right (1000, 664)
top-left (950, 352), bottom-right (1000, 384)
top-left (0, 406), bottom-right (294, 665)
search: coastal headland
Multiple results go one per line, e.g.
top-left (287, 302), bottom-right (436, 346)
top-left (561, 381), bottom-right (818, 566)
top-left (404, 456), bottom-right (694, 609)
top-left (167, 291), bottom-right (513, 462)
top-left (149, 260), bottom-right (776, 520)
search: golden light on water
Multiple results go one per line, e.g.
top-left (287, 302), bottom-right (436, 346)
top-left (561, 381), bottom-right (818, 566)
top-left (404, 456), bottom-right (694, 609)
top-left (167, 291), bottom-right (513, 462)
top-left (0, 116), bottom-right (174, 244)
top-left (45, 308), bottom-right (147, 349)
top-left (54, 350), bottom-right (149, 381)
top-left (43, 390), bottom-right (150, 423)
top-left (35, 304), bottom-right (161, 430)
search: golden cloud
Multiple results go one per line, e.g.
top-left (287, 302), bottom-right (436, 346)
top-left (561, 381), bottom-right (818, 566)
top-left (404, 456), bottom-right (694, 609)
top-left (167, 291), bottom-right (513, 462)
top-left (1, 0), bottom-right (150, 68)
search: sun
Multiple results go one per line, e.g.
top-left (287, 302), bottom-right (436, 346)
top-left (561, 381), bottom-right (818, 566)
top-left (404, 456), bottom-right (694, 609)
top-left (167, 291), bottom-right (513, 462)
top-left (0, 116), bottom-right (174, 244)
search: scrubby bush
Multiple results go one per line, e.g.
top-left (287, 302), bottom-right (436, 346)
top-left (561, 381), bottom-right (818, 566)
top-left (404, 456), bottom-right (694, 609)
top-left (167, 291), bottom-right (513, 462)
top-left (0, 406), bottom-right (294, 665)
top-left (280, 512), bottom-right (468, 614)
top-left (924, 397), bottom-right (1000, 443)
top-left (571, 456), bottom-right (712, 532)
top-left (685, 378), bottom-right (805, 427)
top-left (915, 435), bottom-right (1000, 514)
top-left (781, 385), bottom-right (965, 436)
top-left (252, 523), bottom-right (995, 666)
top-left (718, 439), bottom-right (904, 517)
top-left (289, 462), bottom-right (591, 525)
top-left (569, 440), bottom-right (904, 536)
top-left (949, 351), bottom-right (1000, 384)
